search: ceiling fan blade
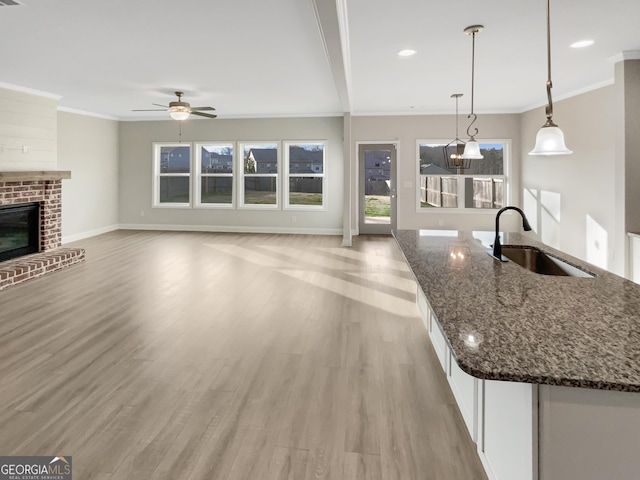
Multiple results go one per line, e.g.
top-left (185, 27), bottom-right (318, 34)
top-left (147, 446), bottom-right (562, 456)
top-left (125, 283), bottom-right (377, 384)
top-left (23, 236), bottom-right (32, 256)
top-left (132, 109), bottom-right (167, 111)
top-left (152, 103), bottom-right (169, 108)
top-left (190, 106), bottom-right (216, 111)
top-left (190, 111), bottom-right (218, 119)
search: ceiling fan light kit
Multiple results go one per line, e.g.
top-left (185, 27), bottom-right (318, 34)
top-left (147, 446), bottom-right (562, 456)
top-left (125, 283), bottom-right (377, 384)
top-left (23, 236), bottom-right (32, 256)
top-left (133, 91), bottom-right (217, 120)
top-left (169, 109), bottom-right (190, 121)
top-left (529, 0), bottom-right (573, 156)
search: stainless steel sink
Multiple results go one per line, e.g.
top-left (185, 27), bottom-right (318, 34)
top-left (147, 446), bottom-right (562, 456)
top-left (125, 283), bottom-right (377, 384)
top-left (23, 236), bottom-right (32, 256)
top-left (498, 245), bottom-right (595, 278)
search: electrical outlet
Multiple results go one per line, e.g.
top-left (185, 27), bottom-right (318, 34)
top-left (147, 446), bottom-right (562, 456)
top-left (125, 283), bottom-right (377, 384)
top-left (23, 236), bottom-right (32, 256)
top-left (140, 210), bottom-right (145, 217)
top-left (22, 145), bottom-right (29, 154)
top-left (291, 216), bottom-right (297, 223)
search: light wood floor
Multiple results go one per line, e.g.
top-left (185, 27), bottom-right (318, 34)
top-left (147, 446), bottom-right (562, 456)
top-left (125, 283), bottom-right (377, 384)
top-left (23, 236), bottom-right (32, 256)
top-left (0, 231), bottom-right (487, 480)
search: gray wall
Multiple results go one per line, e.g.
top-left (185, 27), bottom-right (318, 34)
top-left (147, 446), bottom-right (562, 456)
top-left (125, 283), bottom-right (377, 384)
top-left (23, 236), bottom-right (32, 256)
top-left (351, 113), bottom-right (523, 232)
top-left (520, 85), bottom-right (618, 273)
top-left (58, 111), bottom-right (120, 242)
top-left (118, 117), bottom-right (344, 234)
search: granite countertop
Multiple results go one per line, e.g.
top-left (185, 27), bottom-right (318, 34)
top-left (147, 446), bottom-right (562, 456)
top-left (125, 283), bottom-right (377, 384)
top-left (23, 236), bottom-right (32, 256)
top-left (393, 229), bottom-right (640, 392)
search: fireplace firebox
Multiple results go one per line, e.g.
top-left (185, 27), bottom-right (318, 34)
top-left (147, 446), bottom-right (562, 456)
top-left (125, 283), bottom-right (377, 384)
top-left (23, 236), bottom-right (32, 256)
top-left (0, 202), bottom-right (40, 262)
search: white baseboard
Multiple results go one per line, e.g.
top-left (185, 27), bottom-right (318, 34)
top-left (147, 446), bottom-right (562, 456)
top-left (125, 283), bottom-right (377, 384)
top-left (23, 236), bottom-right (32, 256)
top-left (118, 223), bottom-right (343, 236)
top-left (62, 224), bottom-right (120, 244)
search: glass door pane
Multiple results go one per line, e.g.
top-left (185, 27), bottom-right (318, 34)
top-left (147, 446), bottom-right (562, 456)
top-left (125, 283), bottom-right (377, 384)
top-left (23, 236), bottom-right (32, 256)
top-left (359, 144), bottom-right (396, 235)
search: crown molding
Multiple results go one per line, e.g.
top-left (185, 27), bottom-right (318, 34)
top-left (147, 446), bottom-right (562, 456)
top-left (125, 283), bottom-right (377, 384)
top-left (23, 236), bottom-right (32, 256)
top-left (607, 50), bottom-right (640, 63)
top-left (0, 81), bottom-right (61, 100)
top-left (57, 106), bottom-right (119, 121)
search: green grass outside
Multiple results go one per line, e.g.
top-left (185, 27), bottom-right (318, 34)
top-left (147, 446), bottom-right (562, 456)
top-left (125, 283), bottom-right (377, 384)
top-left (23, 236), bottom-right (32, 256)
top-left (290, 192), bottom-right (323, 206)
top-left (162, 191), bottom-right (323, 205)
top-left (244, 191), bottom-right (277, 205)
top-left (365, 195), bottom-right (390, 217)
top-left (202, 191), bottom-right (233, 204)
top-left (160, 194), bottom-right (190, 203)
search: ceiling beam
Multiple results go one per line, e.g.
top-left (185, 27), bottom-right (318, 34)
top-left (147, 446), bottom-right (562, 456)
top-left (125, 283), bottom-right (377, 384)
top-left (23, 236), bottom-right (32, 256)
top-left (311, 0), bottom-right (352, 113)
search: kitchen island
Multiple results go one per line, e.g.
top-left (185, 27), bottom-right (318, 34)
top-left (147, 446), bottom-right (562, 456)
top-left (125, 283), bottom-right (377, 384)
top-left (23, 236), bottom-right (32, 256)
top-left (393, 229), bottom-right (640, 480)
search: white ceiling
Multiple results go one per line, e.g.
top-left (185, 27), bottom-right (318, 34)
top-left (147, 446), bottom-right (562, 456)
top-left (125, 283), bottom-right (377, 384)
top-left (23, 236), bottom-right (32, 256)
top-left (1, 0), bottom-right (639, 120)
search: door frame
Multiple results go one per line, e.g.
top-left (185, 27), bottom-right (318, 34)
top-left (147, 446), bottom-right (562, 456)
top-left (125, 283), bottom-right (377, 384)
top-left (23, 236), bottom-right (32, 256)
top-left (356, 141), bottom-right (398, 235)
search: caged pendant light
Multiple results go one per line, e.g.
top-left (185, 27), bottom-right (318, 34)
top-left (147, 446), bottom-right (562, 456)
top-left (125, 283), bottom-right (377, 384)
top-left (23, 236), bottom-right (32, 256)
top-left (529, 0), bottom-right (573, 155)
top-left (443, 93), bottom-right (470, 172)
top-left (462, 25), bottom-right (484, 160)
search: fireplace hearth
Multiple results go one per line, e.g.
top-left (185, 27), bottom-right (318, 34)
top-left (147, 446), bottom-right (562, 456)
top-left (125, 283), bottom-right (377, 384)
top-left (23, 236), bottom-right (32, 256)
top-left (0, 171), bottom-right (84, 290)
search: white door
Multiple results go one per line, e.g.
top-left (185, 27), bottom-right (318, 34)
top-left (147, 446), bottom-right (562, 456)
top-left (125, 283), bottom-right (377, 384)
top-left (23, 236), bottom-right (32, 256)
top-left (358, 143), bottom-right (397, 235)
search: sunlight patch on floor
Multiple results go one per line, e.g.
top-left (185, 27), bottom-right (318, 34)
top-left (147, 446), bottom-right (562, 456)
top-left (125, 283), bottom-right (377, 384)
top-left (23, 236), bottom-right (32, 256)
top-left (278, 269), bottom-right (416, 316)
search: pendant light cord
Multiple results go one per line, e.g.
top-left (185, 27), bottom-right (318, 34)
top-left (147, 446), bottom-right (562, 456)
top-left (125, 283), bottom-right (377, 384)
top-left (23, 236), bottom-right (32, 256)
top-left (455, 95), bottom-right (459, 139)
top-left (544, 0), bottom-right (556, 126)
top-left (470, 30), bottom-right (476, 117)
top-left (466, 27), bottom-right (480, 139)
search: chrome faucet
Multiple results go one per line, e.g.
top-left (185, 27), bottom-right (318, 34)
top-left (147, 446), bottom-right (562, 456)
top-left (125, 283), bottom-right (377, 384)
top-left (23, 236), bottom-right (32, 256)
top-left (492, 206), bottom-right (532, 261)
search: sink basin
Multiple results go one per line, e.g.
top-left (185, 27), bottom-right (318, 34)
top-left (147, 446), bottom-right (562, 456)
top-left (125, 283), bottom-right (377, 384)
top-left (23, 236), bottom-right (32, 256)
top-left (497, 245), bottom-right (595, 278)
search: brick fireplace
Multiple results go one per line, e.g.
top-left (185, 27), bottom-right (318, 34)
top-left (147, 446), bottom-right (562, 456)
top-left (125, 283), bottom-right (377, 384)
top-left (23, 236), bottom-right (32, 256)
top-left (0, 171), bottom-right (85, 290)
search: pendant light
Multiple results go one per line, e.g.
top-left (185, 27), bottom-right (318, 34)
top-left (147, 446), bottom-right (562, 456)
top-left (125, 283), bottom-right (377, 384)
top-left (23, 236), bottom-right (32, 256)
top-left (462, 25), bottom-right (484, 160)
top-left (443, 93), bottom-right (470, 172)
top-left (529, 0), bottom-right (572, 155)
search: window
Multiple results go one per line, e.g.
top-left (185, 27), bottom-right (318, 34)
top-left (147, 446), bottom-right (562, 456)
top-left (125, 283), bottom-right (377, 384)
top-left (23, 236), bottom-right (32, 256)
top-left (239, 142), bottom-right (279, 208)
top-left (284, 142), bottom-right (325, 209)
top-left (152, 139), bottom-right (328, 212)
top-left (154, 143), bottom-right (191, 207)
top-left (195, 143), bottom-right (234, 207)
top-left (418, 141), bottom-right (507, 210)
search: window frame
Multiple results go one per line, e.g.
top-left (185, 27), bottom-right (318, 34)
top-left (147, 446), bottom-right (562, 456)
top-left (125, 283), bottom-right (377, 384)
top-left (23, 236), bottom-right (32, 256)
top-left (238, 141), bottom-right (281, 210)
top-left (415, 138), bottom-right (511, 213)
top-left (153, 142), bottom-right (192, 209)
top-left (283, 140), bottom-right (327, 211)
top-left (194, 142), bottom-right (236, 209)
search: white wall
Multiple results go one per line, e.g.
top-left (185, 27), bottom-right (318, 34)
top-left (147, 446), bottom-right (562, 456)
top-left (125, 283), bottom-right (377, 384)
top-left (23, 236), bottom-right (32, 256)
top-left (0, 86), bottom-right (58, 170)
top-left (520, 86), bottom-right (619, 273)
top-left (351, 114), bottom-right (523, 232)
top-left (118, 117), bottom-right (344, 234)
top-left (58, 111), bottom-right (120, 242)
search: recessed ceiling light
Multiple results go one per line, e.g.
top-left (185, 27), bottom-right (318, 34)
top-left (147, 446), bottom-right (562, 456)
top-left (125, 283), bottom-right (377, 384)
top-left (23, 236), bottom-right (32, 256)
top-left (570, 39), bottom-right (594, 48)
top-left (398, 49), bottom-right (417, 57)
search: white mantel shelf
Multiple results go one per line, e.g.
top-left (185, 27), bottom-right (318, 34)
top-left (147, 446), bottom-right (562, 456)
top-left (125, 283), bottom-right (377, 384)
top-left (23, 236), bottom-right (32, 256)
top-left (0, 171), bottom-right (71, 182)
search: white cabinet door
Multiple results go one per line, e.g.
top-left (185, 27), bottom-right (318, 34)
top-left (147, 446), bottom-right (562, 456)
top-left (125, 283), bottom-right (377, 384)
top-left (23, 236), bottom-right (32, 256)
top-left (480, 380), bottom-right (536, 480)
top-left (416, 286), bottom-right (432, 331)
top-left (448, 354), bottom-right (479, 441)
top-left (429, 314), bottom-right (448, 371)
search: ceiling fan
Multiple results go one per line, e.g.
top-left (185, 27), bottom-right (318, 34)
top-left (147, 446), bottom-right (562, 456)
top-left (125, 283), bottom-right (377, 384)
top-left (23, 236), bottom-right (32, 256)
top-left (133, 91), bottom-right (217, 120)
